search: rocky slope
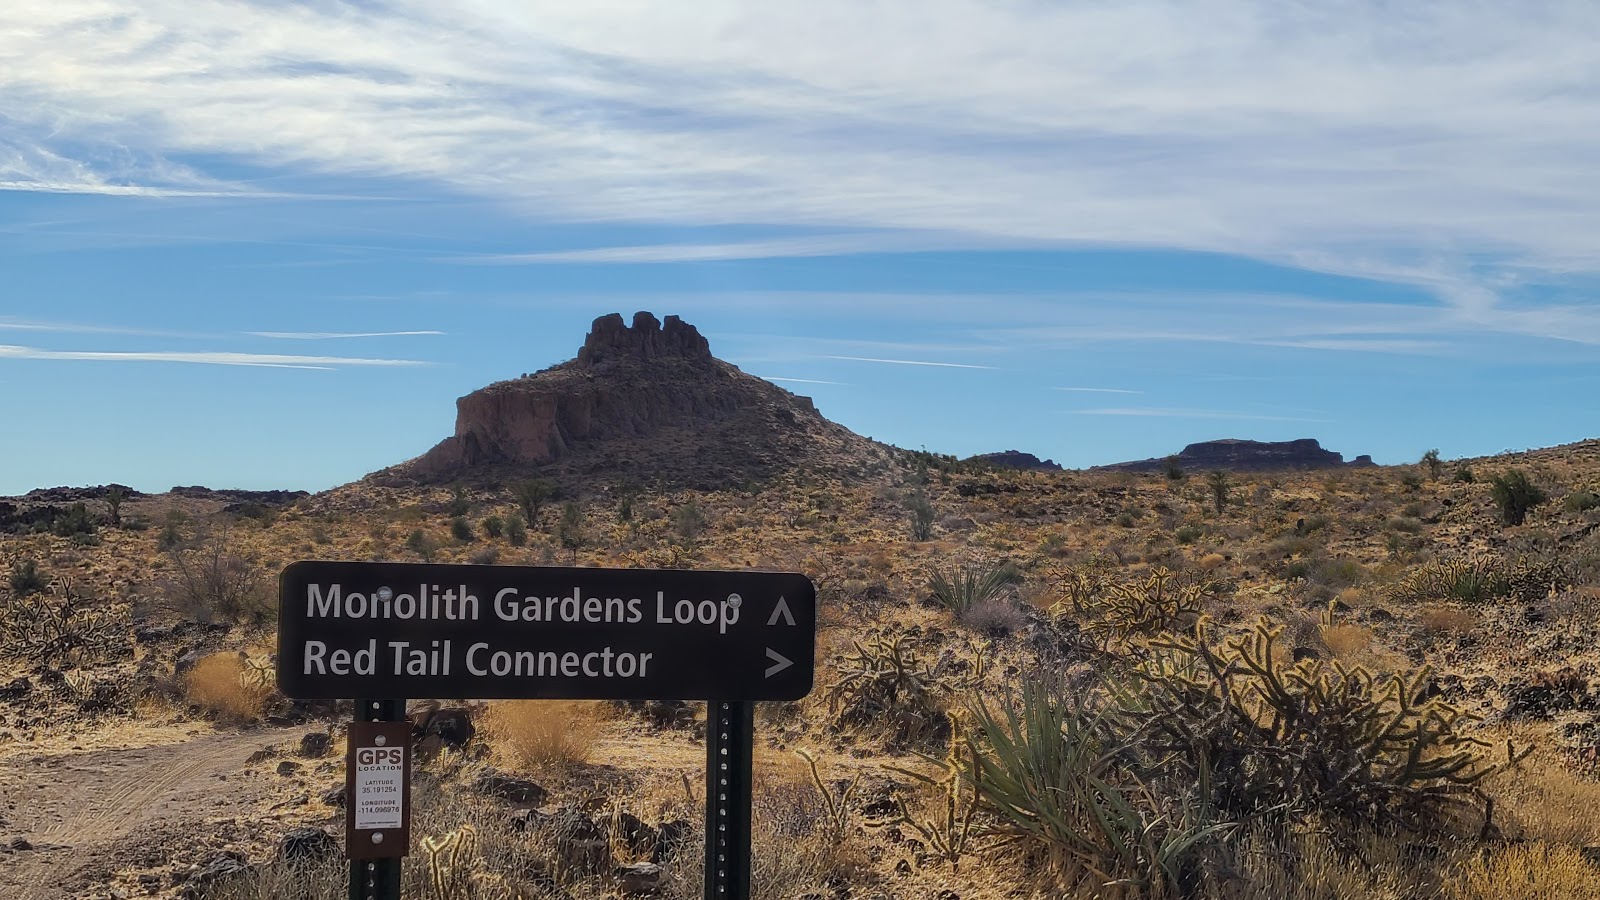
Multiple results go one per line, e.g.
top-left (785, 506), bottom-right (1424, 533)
top-left (1097, 438), bottom-right (1375, 472)
top-left (374, 312), bottom-right (890, 488)
top-left (969, 450), bottom-right (1062, 471)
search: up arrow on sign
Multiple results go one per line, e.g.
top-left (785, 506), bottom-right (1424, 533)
top-left (767, 596), bottom-right (796, 627)
top-left (765, 648), bottom-right (793, 678)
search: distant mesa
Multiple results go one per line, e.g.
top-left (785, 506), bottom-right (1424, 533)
top-left (968, 450), bottom-right (1063, 472)
top-left (1097, 438), bottom-right (1375, 473)
top-left (375, 311), bottom-right (884, 488)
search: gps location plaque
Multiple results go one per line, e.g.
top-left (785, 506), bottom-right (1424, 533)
top-left (276, 561), bottom-right (816, 702)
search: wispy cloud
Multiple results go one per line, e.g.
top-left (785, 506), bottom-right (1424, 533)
top-left (1055, 387), bottom-right (1142, 394)
top-left (1070, 407), bottom-right (1327, 423)
top-left (248, 331), bottom-right (446, 339)
top-left (759, 376), bottom-right (848, 385)
top-left (4, 1), bottom-right (1599, 323)
top-left (823, 355), bottom-right (996, 370)
top-left (0, 345), bottom-right (428, 368)
top-left (449, 233), bottom-right (995, 265)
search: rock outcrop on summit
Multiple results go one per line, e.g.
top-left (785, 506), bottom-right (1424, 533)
top-left (378, 312), bottom-right (884, 488)
top-left (1096, 438), bottom-right (1374, 473)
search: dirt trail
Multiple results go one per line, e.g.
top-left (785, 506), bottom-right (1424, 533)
top-left (0, 726), bottom-right (300, 900)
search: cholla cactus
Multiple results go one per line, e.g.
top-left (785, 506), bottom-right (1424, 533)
top-left (824, 631), bottom-right (966, 748)
top-left (1117, 619), bottom-right (1525, 831)
top-left (1389, 555), bottom-right (1566, 604)
top-left (1052, 566), bottom-right (1214, 643)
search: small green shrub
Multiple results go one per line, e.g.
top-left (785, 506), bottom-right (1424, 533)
top-left (8, 558), bottom-right (45, 596)
top-left (1174, 525), bottom-right (1203, 544)
top-left (447, 485), bottom-right (470, 517)
top-left (450, 517), bottom-right (474, 542)
top-left (1564, 490), bottom-right (1600, 513)
top-left (1453, 466), bottom-right (1476, 483)
top-left (905, 490), bottom-right (935, 541)
top-left (406, 528), bottom-right (437, 561)
top-left (481, 516), bottom-right (504, 539)
top-left (1490, 469), bottom-right (1547, 526)
top-left (52, 502), bottom-right (97, 538)
top-left (505, 516), bottom-right (527, 547)
top-left (1206, 471), bottom-right (1231, 514)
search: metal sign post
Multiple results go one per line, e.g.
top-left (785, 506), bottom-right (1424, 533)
top-left (704, 701), bottom-right (754, 900)
top-left (276, 562), bottom-right (816, 900)
top-left (348, 698), bottom-right (407, 900)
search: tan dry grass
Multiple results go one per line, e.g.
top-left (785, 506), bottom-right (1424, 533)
top-left (1446, 842), bottom-right (1600, 900)
top-left (485, 699), bottom-right (607, 773)
top-left (183, 652), bottom-right (271, 722)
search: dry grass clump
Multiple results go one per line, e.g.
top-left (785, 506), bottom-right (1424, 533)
top-left (1417, 606), bottom-right (1478, 640)
top-left (1446, 842), bottom-right (1600, 900)
top-left (183, 652), bottom-right (272, 722)
top-left (1390, 555), bottom-right (1566, 605)
top-left (1217, 826), bottom-right (1423, 900)
top-left (485, 699), bottom-right (607, 773)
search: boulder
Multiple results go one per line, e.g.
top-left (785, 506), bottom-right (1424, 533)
top-left (615, 862), bottom-right (663, 895)
top-left (297, 732), bottom-right (331, 758)
top-left (472, 770), bottom-right (548, 804)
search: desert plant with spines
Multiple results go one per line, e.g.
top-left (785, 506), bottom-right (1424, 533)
top-left (1115, 618), bottom-right (1526, 831)
top-left (927, 560), bottom-right (1020, 615)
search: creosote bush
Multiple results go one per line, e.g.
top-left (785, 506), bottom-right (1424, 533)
top-left (1490, 468), bottom-right (1548, 526)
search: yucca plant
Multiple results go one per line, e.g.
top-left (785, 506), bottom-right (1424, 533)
top-left (948, 683), bottom-right (1230, 897)
top-left (928, 561), bottom-right (1020, 615)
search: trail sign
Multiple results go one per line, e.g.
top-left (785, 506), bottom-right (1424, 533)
top-left (277, 561), bottom-right (816, 702)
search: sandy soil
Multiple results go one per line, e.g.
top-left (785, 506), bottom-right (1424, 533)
top-left (0, 725), bottom-right (302, 900)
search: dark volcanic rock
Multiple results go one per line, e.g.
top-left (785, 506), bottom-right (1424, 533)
top-left (969, 450), bottom-right (1062, 471)
top-left (378, 311), bottom-right (884, 488)
top-left (1098, 438), bottom-right (1366, 473)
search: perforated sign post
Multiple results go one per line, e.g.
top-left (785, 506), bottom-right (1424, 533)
top-left (277, 561), bottom-right (816, 900)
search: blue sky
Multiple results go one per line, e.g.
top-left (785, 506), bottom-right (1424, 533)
top-left (3, 1), bottom-right (1598, 494)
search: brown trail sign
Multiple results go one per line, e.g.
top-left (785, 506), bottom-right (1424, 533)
top-left (276, 561), bottom-right (817, 900)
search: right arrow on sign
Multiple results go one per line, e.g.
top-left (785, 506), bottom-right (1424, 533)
top-left (765, 648), bottom-right (793, 678)
top-left (767, 596), bottom-right (796, 626)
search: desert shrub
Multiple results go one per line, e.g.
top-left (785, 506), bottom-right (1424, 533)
top-left (928, 560), bottom-right (1020, 615)
top-left (1163, 455), bottom-right (1186, 481)
top-left (905, 489), bottom-right (935, 541)
top-left (450, 516), bottom-right (474, 542)
top-left (1420, 449), bottom-right (1443, 481)
top-left (447, 485), bottom-right (471, 517)
top-left (1446, 842), bottom-right (1600, 900)
top-left (1564, 490), bottom-right (1600, 513)
top-left (505, 515), bottom-right (527, 547)
top-left (824, 631), bottom-right (960, 749)
top-left (1116, 620), bottom-right (1520, 831)
top-left (406, 527), bottom-right (437, 561)
top-left (512, 478), bottom-right (555, 526)
top-left (1454, 465), bottom-right (1476, 483)
top-left (1389, 556), bottom-right (1566, 604)
top-left (1416, 607), bottom-right (1478, 641)
top-left (1206, 471), bottom-right (1231, 514)
top-left (8, 558), bottom-right (45, 596)
top-left (469, 547), bottom-right (499, 566)
top-left (1290, 555), bottom-right (1368, 590)
top-left (1174, 525), bottom-right (1203, 544)
top-left (185, 652), bottom-right (273, 722)
top-left (160, 522), bottom-right (269, 623)
top-left (485, 700), bottom-right (605, 773)
top-left (958, 598), bottom-right (1027, 636)
top-left (944, 683), bottom-right (1229, 896)
top-left (481, 515), bottom-right (504, 539)
top-left (52, 501), bottom-right (97, 538)
top-left (555, 502), bottom-right (585, 562)
top-left (1054, 566), bottom-right (1214, 642)
top-left (1399, 471), bottom-right (1423, 491)
top-left (1490, 469), bottom-right (1547, 526)
top-left (0, 577), bottom-right (127, 666)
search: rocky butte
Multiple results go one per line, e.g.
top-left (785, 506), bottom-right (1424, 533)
top-left (1096, 438), bottom-right (1376, 473)
top-left (375, 312), bottom-right (885, 488)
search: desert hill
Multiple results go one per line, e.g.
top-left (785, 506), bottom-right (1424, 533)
top-left (372, 311), bottom-right (891, 491)
top-left (1098, 437), bottom-right (1376, 472)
